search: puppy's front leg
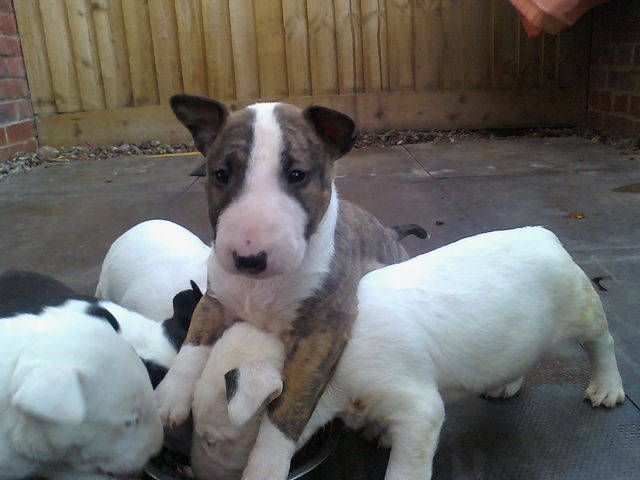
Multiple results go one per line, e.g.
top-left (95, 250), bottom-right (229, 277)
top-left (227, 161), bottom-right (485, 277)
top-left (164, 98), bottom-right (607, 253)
top-left (242, 327), bottom-right (349, 480)
top-left (155, 292), bottom-right (228, 427)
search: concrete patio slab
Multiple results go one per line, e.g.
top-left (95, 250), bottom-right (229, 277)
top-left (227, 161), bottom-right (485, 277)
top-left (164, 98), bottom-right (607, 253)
top-left (0, 136), bottom-right (638, 479)
top-left (433, 170), bottom-right (640, 253)
top-left (406, 137), bottom-right (640, 179)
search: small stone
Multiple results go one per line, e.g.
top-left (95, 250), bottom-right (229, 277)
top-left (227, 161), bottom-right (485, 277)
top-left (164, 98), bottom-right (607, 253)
top-left (150, 139), bottom-right (162, 146)
top-left (435, 220), bottom-right (445, 225)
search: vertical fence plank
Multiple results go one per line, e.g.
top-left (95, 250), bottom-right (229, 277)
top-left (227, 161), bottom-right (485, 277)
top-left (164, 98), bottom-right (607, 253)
top-left (175, 0), bottom-right (208, 96)
top-left (66, 0), bottom-right (106, 111)
top-left (122, 0), bottom-right (159, 106)
top-left (518, 23), bottom-right (543, 87)
top-left (307, 0), bottom-right (338, 95)
top-left (229, 0), bottom-right (260, 99)
top-left (254, 0), bottom-right (288, 97)
top-left (334, 0), bottom-right (363, 94)
top-left (491, 0), bottom-right (518, 87)
top-left (361, 0), bottom-right (388, 92)
top-left (93, 0), bottom-right (132, 108)
top-left (439, 1), bottom-right (464, 89)
top-left (39, 0), bottom-right (81, 112)
top-left (464, 0), bottom-right (491, 88)
top-left (202, 0), bottom-right (235, 100)
top-left (542, 33), bottom-right (559, 88)
top-left (14, 0), bottom-right (55, 113)
top-left (282, 0), bottom-right (311, 96)
top-left (385, 0), bottom-right (413, 91)
top-left (149, 0), bottom-right (182, 103)
top-left (413, 0), bottom-right (443, 91)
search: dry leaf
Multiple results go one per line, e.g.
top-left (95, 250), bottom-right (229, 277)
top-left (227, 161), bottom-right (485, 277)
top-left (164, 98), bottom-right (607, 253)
top-left (564, 212), bottom-right (585, 219)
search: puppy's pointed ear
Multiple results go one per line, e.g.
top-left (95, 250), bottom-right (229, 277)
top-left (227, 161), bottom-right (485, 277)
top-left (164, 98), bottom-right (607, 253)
top-left (304, 105), bottom-right (357, 159)
top-left (11, 365), bottom-right (86, 425)
top-left (170, 94), bottom-right (229, 155)
top-left (190, 280), bottom-right (203, 298)
top-left (225, 362), bottom-right (283, 427)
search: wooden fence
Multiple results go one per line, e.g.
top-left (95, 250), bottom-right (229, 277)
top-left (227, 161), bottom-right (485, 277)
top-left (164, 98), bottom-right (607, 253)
top-left (15, 0), bottom-right (591, 147)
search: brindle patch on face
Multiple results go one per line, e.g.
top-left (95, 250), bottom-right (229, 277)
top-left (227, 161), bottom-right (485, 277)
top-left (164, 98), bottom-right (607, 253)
top-left (204, 108), bottom-right (255, 239)
top-left (275, 104), bottom-right (336, 239)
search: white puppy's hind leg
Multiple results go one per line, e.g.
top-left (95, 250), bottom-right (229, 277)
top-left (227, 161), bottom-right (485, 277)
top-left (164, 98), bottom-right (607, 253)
top-left (383, 387), bottom-right (444, 480)
top-left (582, 328), bottom-right (625, 407)
top-left (484, 377), bottom-right (524, 400)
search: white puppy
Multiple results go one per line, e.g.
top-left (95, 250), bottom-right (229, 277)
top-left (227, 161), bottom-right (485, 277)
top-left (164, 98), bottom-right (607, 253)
top-left (0, 307), bottom-right (164, 480)
top-left (190, 227), bottom-right (625, 480)
top-left (96, 220), bottom-right (209, 322)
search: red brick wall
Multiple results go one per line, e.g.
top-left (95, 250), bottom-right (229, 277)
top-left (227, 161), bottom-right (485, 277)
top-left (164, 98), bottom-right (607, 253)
top-left (0, 0), bottom-right (37, 161)
top-left (587, 0), bottom-right (640, 135)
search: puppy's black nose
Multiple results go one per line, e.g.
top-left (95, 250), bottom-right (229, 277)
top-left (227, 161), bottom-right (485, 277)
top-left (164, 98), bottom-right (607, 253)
top-left (232, 251), bottom-right (268, 274)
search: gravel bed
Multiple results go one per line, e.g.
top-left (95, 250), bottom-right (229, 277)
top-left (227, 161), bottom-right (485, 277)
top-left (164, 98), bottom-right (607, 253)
top-left (1, 128), bottom-right (638, 181)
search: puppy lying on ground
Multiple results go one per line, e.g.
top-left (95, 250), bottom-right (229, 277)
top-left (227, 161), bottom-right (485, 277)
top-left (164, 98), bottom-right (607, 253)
top-left (190, 227), bottom-right (625, 480)
top-left (0, 270), bottom-right (201, 388)
top-left (0, 302), bottom-right (163, 480)
top-left (96, 220), bottom-right (209, 322)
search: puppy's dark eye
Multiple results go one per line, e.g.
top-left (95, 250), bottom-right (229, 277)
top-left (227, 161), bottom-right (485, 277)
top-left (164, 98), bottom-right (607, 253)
top-left (288, 170), bottom-right (306, 184)
top-left (214, 169), bottom-right (229, 184)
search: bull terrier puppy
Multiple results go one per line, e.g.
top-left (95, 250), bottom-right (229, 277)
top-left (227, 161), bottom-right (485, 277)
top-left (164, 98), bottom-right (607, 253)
top-left (96, 220), bottom-right (209, 322)
top-left (0, 270), bottom-right (201, 388)
top-left (155, 97), bottom-right (412, 479)
top-left (0, 304), bottom-right (163, 480)
top-left (189, 227), bottom-right (625, 480)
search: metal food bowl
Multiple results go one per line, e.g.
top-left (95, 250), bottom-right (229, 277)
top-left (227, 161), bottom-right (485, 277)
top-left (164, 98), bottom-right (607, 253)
top-left (144, 421), bottom-right (342, 480)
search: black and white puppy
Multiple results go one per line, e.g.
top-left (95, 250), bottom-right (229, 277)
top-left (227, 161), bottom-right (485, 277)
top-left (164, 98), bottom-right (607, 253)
top-left (0, 270), bottom-right (201, 388)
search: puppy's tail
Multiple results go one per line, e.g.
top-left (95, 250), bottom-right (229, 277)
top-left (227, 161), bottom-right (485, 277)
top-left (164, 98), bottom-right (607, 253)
top-left (388, 224), bottom-right (429, 241)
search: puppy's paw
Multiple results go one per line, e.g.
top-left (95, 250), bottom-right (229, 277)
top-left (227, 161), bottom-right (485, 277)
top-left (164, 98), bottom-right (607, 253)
top-left (584, 376), bottom-right (625, 408)
top-left (155, 376), bottom-right (193, 427)
top-left (484, 377), bottom-right (523, 400)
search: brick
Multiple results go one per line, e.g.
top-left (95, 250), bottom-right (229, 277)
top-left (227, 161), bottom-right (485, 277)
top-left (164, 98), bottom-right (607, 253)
top-left (0, 126), bottom-right (6, 144)
top-left (0, 34), bottom-right (20, 55)
top-left (607, 70), bottom-right (634, 90)
top-left (598, 46), bottom-right (615, 66)
top-left (591, 22), bottom-right (610, 45)
top-left (631, 96), bottom-right (640, 118)
top-left (0, 58), bottom-right (7, 76)
top-left (0, 139), bottom-right (38, 162)
top-left (601, 113), bottom-right (635, 135)
top-left (0, 100), bottom-right (16, 123)
top-left (612, 93), bottom-right (629, 113)
top-left (634, 46), bottom-right (640, 66)
top-left (615, 45), bottom-right (634, 66)
top-left (610, 21), bottom-right (640, 43)
top-left (598, 90), bottom-right (612, 111)
top-left (590, 69), bottom-right (608, 89)
top-left (0, 12), bottom-right (16, 34)
top-left (4, 56), bottom-right (24, 77)
top-left (0, 0), bottom-right (12, 13)
top-left (15, 99), bottom-right (32, 120)
top-left (0, 78), bottom-right (27, 100)
top-left (586, 110), bottom-right (603, 129)
top-left (6, 119), bottom-right (35, 143)
top-left (588, 91), bottom-right (599, 109)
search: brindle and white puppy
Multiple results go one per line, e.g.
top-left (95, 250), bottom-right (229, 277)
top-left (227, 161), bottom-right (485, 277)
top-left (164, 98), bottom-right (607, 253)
top-left (155, 96), bottom-right (410, 480)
